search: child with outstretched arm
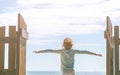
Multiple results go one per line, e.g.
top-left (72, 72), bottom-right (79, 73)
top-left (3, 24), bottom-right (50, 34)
top-left (33, 37), bottom-right (102, 75)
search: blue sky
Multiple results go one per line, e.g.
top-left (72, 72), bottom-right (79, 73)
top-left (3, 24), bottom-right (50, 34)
top-left (0, 0), bottom-right (120, 72)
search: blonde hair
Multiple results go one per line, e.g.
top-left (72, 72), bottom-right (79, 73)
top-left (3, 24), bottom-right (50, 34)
top-left (63, 37), bottom-right (73, 50)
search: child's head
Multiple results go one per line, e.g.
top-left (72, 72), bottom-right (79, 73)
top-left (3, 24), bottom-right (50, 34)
top-left (63, 37), bottom-right (73, 50)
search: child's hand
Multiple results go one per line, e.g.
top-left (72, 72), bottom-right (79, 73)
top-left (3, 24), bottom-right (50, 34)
top-left (33, 51), bottom-right (41, 53)
top-left (95, 54), bottom-right (102, 57)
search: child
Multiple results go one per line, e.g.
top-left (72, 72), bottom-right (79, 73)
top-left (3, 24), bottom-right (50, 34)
top-left (33, 37), bottom-right (102, 75)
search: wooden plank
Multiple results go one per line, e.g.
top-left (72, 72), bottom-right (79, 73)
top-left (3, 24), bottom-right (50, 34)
top-left (22, 39), bottom-right (26, 75)
top-left (17, 13), bottom-right (28, 75)
top-left (118, 72), bottom-right (120, 75)
top-left (18, 38), bottom-right (26, 75)
top-left (4, 69), bottom-right (8, 75)
top-left (106, 16), bottom-right (112, 36)
top-left (8, 26), bottom-right (16, 75)
top-left (18, 13), bottom-right (28, 40)
top-left (105, 16), bottom-right (113, 75)
top-left (0, 27), bottom-right (5, 75)
top-left (0, 37), bottom-right (16, 43)
top-left (20, 40), bottom-right (24, 75)
top-left (16, 36), bottom-right (20, 75)
top-left (106, 41), bottom-right (113, 75)
top-left (18, 13), bottom-right (27, 30)
top-left (114, 26), bottom-right (119, 75)
top-left (21, 39), bottom-right (26, 75)
top-left (16, 37), bottom-right (24, 75)
top-left (105, 16), bottom-right (113, 48)
top-left (104, 31), bottom-right (114, 48)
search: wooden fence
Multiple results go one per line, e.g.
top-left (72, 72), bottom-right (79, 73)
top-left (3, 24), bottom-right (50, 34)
top-left (0, 14), bottom-right (28, 75)
top-left (104, 16), bottom-right (120, 75)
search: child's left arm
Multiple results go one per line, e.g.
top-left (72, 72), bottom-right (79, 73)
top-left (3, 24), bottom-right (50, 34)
top-left (74, 50), bottom-right (102, 57)
top-left (83, 51), bottom-right (102, 57)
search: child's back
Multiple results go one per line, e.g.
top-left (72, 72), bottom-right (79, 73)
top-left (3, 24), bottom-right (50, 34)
top-left (33, 37), bottom-right (102, 75)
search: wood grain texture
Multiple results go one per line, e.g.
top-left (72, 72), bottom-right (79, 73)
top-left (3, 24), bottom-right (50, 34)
top-left (0, 27), bottom-right (5, 75)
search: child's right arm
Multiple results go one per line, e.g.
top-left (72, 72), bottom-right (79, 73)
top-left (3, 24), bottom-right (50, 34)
top-left (33, 49), bottom-right (61, 54)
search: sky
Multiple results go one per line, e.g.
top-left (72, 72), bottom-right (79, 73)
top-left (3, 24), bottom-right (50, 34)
top-left (0, 0), bottom-right (120, 72)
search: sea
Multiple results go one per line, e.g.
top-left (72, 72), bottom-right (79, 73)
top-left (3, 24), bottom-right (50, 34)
top-left (27, 71), bottom-right (105, 75)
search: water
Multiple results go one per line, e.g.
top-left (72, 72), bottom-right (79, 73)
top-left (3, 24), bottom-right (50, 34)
top-left (27, 71), bottom-right (105, 75)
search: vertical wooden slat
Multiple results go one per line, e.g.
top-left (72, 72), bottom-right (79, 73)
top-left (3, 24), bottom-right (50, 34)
top-left (19, 40), bottom-right (22, 75)
top-left (8, 26), bottom-right (16, 75)
top-left (114, 26), bottom-right (119, 75)
top-left (106, 16), bottom-right (112, 36)
top-left (23, 39), bottom-right (26, 75)
top-left (0, 27), bottom-right (5, 75)
top-left (106, 41), bottom-right (113, 75)
top-left (106, 16), bottom-right (113, 75)
top-left (17, 13), bottom-right (27, 75)
top-left (17, 37), bottom-right (26, 75)
top-left (16, 31), bottom-right (19, 75)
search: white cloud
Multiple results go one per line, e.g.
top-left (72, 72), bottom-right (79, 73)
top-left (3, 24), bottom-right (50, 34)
top-left (0, 0), bottom-right (117, 39)
top-left (17, 0), bottom-right (105, 5)
top-left (75, 43), bottom-right (103, 47)
top-left (0, 9), bottom-right (104, 39)
top-left (2, 0), bottom-right (120, 42)
top-left (0, 0), bottom-right (119, 41)
top-left (0, 13), bottom-right (18, 26)
top-left (17, 0), bottom-right (51, 5)
top-left (28, 39), bottom-right (59, 45)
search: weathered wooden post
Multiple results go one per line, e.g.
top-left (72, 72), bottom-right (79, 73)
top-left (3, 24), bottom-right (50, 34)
top-left (114, 26), bottom-right (120, 75)
top-left (0, 27), bottom-right (5, 75)
top-left (104, 16), bottom-right (120, 75)
top-left (104, 16), bottom-right (114, 75)
top-left (16, 13), bottom-right (28, 75)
